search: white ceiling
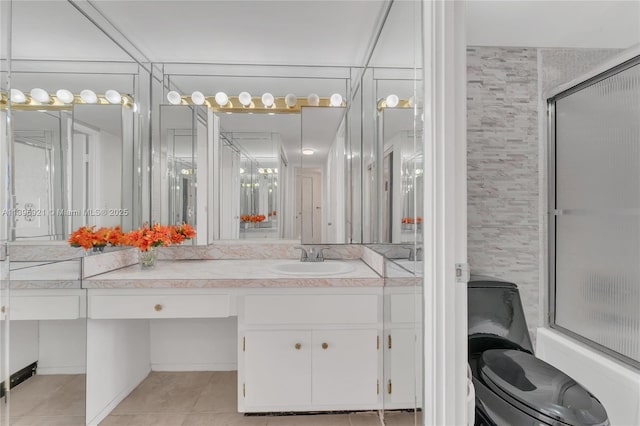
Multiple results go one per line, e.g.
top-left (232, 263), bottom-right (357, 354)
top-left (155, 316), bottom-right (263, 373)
top-left (89, 0), bottom-right (387, 66)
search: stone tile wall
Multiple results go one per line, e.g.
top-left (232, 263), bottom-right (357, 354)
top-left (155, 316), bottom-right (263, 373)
top-left (467, 46), bottom-right (619, 342)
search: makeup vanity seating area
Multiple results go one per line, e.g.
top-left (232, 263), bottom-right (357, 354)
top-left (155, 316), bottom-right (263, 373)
top-left (7, 242), bottom-right (421, 426)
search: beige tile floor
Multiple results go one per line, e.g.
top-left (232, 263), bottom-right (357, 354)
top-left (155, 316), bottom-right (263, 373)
top-left (5, 372), bottom-right (421, 425)
top-left (9, 374), bottom-right (86, 425)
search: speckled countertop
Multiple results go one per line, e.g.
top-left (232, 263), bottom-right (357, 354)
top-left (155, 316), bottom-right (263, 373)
top-left (10, 260), bottom-right (82, 289)
top-left (83, 259), bottom-right (383, 289)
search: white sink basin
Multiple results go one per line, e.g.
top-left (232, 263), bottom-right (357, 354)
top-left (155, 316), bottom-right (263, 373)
top-left (270, 260), bottom-right (355, 276)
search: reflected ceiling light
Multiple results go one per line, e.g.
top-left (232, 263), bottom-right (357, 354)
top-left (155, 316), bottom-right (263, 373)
top-left (191, 91), bottom-right (205, 105)
top-left (261, 92), bottom-right (274, 107)
top-left (238, 91), bottom-right (252, 106)
top-left (80, 89), bottom-right (98, 104)
top-left (408, 96), bottom-right (415, 107)
top-left (167, 90), bottom-right (182, 105)
top-left (105, 89), bottom-right (122, 104)
top-left (307, 93), bottom-right (320, 106)
top-left (386, 94), bottom-right (399, 108)
top-left (274, 168), bottom-right (278, 174)
top-left (266, 168), bottom-right (273, 174)
top-left (30, 88), bottom-right (50, 103)
top-left (56, 89), bottom-right (74, 104)
top-left (284, 93), bottom-right (297, 107)
top-left (302, 149), bottom-right (315, 155)
top-left (10, 89), bottom-right (26, 103)
top-left (329, 93), bottom-right (343, 107)
top-left (258, 168), bottom-right (265, 174)
top-left (239, 168), bottom-right (246, 174)
top-left (415, 168), bottom-right (424, 175)
top-left (215, 92), bottom-right (229, 106)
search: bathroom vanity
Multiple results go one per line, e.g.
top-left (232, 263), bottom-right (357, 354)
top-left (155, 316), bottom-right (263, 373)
top-left (70, 247), bottom-right (418, 424)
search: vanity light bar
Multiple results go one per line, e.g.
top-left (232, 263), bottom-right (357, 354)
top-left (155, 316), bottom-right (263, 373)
top-left (169, 95), bottom-right (346, 113)
top-left (377, 96), bottom-right (414, 111)
top-left (0, 90), bottom-right (134, 111)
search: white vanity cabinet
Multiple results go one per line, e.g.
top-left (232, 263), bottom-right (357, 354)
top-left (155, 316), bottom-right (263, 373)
top-left (384, 288), bottom-right (423, 409)
top-left (238, 289), bottom-right (383, 413)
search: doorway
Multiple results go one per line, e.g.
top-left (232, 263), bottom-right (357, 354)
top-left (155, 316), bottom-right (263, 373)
top-left (295, 169), bottom-right (322, 243)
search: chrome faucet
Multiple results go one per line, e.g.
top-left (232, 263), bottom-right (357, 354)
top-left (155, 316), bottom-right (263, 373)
top-left (406, 245), bottom-right (423, 261)
top-left (294, 246), bottom-right (330, 262)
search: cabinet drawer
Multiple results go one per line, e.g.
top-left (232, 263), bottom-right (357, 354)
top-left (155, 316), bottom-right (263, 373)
top-left (11, 295), bottom-right (82, 320)
top-left (89, 294), bottom-right (230, 319)
top-left (244, 294), bottom-right (378, 325)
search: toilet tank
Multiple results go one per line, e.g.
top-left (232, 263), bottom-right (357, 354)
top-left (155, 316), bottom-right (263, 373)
top-left (468, 276), bottom-right (534, 356)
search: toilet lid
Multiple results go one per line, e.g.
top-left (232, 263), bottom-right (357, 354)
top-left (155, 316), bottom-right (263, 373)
top-left (480, 349), bottom-right (609, 426)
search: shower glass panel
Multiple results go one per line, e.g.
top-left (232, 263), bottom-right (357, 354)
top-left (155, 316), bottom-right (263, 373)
top-left (550, 59), bottom-right (640, 367)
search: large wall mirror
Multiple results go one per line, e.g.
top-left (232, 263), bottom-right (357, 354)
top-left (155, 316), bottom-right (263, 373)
top-left (1, 0), bottom-right (149, 424)
top-left (160, 72), bottom-right (351, 245)
top-left (11, 102), bottom-right (135, 241)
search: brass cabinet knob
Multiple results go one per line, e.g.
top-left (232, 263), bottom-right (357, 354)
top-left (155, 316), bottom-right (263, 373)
top-left (294, 343), bottom-right (302, 350)
top-left (154, 304), bottom-right (163, 312)
top-left (322, 342), bottom-right (329, 350)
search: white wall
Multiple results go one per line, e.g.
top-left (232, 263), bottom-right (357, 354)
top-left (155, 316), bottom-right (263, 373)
top-left (150, 318), bottom-right (237, 371)
top-left (322, 119), bottom-right (346, 244)
top-left (7, 321), bottom-right (38, 377)
top-left (467, 1), bottom-right (640, 49)
top-left (38, 319), bottom-right (86, 375)
top-left (96, 129), bottom-right (122, 227)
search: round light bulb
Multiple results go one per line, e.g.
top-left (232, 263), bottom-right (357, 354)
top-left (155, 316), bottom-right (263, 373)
top-left (266, 168), bottom-right (273, 174)
top-left (330, 93), bottom-right (343, 107)
top-left (386, 94), bottom-right (399, 108)
top-left (258, 168), bottom-right (265, 174)
top-left (307, 93), bottom-right (320, 106)
top-left (167, 91), bottom-right (181, 105)
top-left (30, 88), bottom-right (50, 103)
top-left (261, 93), bottom-right (274, 107)
top-left (10, 89), bottom-right (26, 103)
top-left (215, 92), bottom-right (229, 106)
top-left (285, 93), bottom-right (297, 107)
top-left (191, 91), bottom-right (205, 105)
top-left (302, 149), bottom-right (315, 156)
top-left (105, 89), bottom-right (122, 104)
top-left (238, 91), bottom-right (252, 106)
top-left (80, 89), bottom-right (98, 104)
top-left (56, 89), bottom-right (74, 104)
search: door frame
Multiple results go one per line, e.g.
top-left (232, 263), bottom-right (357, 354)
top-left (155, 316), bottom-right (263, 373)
top-left (422, 1), bottom-right (468, 425)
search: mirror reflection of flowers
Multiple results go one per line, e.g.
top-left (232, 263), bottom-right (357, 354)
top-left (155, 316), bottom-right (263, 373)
top-left (123, 223), bottom-right (196, 252)
top-left (171, 223), bottom-right (196, 243)
top-left (68, 225), bottom-right (124, 250)
top-left (240, 214), bottom-right (266, 223)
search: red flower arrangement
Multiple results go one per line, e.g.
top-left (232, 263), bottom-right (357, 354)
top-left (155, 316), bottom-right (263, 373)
top-left (123, 223), bottom-right (196, 252)
top-left (68, 225), bottom-right (124, 250)
top-left (69, 223), bottom-right (196, 252)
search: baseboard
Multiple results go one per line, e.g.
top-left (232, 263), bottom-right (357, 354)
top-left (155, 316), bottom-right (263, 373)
top-left (87, 366), bottom-right (150, 426)
top-left (151, 362), bottom-right (237, 372)
top-left (37, 366), bottom-right (86, 375)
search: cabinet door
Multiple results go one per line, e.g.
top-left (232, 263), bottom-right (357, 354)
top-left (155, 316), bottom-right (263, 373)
top-left (387, 328), bottom-right (422, 407)
top-left (243, 330), bottom-right (311, 408)
top-left (312, 329), bottom-right (379, 406)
